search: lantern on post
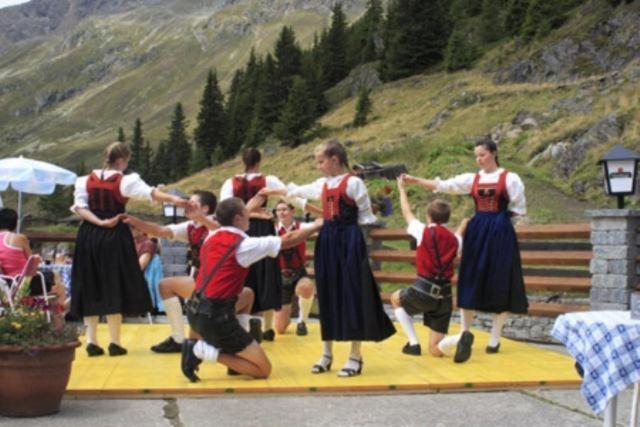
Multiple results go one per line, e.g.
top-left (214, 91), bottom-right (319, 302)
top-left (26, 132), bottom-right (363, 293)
top-left (598, 145), bottom-right (640, 209)
top-left (163, 188), bottom-right (188, 224)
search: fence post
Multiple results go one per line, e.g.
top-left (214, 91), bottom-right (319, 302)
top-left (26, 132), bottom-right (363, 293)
top-left (587, 209), bottom-right (640, 310)
top-left (362, 222), bottom-right (384, 271)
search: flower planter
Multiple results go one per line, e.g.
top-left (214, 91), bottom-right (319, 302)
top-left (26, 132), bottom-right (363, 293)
top-left (0, 341), bottom-right (80, 417)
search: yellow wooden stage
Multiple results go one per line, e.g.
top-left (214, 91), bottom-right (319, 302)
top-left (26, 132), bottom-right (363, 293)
top-left (67, 323), bottom-right (580, 397)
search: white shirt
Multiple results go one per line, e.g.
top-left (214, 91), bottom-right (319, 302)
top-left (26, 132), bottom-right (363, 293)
top-left (276, 221), bottom-right (316, 233)
top-left (205, 226), bottom-right (281, 268)
top-left (220, 173), bottom-right (306, 209)
top-left (407, 219), bottom-right (463, 253)
top-left (435, 168), bottom-right (527, 216)
top-left (166, 215), bottom-right (215, 243)
top-left (286, 174), bottom-right (377, 225)
top-left (71, 170), bottom-right (154, 212)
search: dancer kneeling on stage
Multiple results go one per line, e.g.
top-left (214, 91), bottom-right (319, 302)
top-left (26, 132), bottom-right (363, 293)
top-left (181, 197), bottom-right (322, 382)
top-left (391, 176), bottom-right (469, 360)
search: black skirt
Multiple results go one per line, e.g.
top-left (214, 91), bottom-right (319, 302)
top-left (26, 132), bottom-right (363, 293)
top-left (70, 221), bottom-right (152, 317)
top-left (245, 217), bottom-right (282, 313)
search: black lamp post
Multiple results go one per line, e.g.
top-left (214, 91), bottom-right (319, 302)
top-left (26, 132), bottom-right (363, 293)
top-left (598, 145), bottom-right (640, 209)
top-left (162, 188), bottom-right (188, 224)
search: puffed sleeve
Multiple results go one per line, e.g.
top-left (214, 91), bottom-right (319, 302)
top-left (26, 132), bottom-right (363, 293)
top-left (70, 175), bottom-right (89, 212)
top-left (346, 176), bottom-right (377, 225)
top-left (506, 173), bottom-right (527, 216)
top-left (267, 175), bottom-right (306, 209)
top-left (120, 173), bottom-right (154, 200)
top-left (286, 178), bottom-right (325, 201)
top-left (220, 178), bottom-right (233, 201)
top-left (435, 173), bottom-right (476, 195)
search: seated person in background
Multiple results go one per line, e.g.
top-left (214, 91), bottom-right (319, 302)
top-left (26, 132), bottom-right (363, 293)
top-left (133, 227), bottom-right (163, 313)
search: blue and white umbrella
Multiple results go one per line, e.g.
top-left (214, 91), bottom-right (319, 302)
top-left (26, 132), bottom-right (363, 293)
top-left (0, 156), bottom-right (77, 231)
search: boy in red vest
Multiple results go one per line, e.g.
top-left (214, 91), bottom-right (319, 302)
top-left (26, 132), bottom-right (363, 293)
top-left (390, 176), bottom-right (471, 362)
top-left (181, 197), bottom-right (322, 382)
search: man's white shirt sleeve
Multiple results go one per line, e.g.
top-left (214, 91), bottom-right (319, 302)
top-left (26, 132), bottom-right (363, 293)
top-left (236, 236), bottom-right (282, 267)
top-left (407, 219), bottom-right (426, 246)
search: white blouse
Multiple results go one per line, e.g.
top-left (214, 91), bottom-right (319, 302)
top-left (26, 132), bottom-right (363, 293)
top-left (286, 174), bottom-right (377, 225)
top-left (220, 173), bottom-right (305, 209)
top-left (71, 170), bottom-right (154, 212)
top-left (435, 168), bottom-right (526, 216)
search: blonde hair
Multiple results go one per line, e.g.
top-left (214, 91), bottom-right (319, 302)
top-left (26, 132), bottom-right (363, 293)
top-left (103, 142), bottom-right (130, 168)
top-left (314, 139), bottom-right (349, 168)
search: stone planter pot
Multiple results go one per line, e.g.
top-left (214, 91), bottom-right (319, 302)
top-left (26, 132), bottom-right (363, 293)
top-left (0, 341), bottom-right (80, 417)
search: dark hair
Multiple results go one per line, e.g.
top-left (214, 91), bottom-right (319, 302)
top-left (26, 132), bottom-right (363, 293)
top-left (276, 199), bottom-right (295, 210)
top-left (242, 148), bottom-right (262, 170)
top-left (215, 197), bottom-right (245, 226)
top-left (104, 142), bottom-right (130, 168)
top-left (475, 135), bottom-right (499, 166)
top-left (193, 190), bottom-right (217, 215)
top-left (0, 208), bottom-right (18, 231)
top-left (427, 199), bottom-right (451, 224)
top-left (317, 140), bottom-right (349, 168)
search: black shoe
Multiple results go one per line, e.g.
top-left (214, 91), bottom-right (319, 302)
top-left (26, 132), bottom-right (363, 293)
top-left (151, 336), bottom-right (183, 353)
top-left (574, 361), bottom-right (584, 378)
top-left (181, 339), bottom-right (202, 383)
top-left (296, 321), bottom-right (308, 336)
top-left (249, 318), bottom-right (263, 343)
top-left (227, 367), bottom-right (241, 376)
top-left (402, 342), bottom-right (422, 356)
top-left (263, 329), bottom-right (275, 342)
top-left (454, 331), bottom-right (474, 363)
top-left (86, 343), bottom-right (104, 357)
top-left (486, 343), bottom-right (501, 354)
top-left (108, 343), bottom-right (128, 356)
top-left (337, 358), bottom-right (364, 377)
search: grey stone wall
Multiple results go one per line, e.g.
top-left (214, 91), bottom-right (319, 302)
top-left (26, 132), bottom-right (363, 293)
top-left (160, 238), bottom-right (189, 277)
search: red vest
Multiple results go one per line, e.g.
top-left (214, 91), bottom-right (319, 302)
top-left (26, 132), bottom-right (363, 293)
top-left (187, 223), bottom-right (209, 268)
top-left (415, 225), bottom-right (458, 281)
top-left (232, 175), bottom-right (266, 205)
top-left (277, 222), bottom-right (306, 270)
top-left (321, 174), bottom-right (357, 221)
top-left (195, 230), bottom-right (248, 299)
top-left (471, 170), bottom-right (510, 213)
top-left (86, 172), bottom-right (128, 218)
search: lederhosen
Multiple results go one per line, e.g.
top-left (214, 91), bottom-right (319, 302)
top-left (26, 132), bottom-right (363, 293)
top-left (277, 221), bottom-right (307, 305)
top-left (232, 175), bottom-right (282, 313)
top-left (70, 171), bottom-right (152, 317)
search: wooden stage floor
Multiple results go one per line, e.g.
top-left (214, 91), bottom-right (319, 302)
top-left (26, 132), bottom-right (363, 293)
top-left (67, 323), bottom-right (580, 397)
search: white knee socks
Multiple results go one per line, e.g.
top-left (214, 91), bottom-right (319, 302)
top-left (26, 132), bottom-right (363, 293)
top-left (298, 296), bottom-right (313, 323)
top-left (84, 316), bottom-right (98, 345)
top-left (437, 333), bottom-right (461, 355)
top-left (263, 310), bottom-right (274, 331)
top-left (394, 307), bottom-right (419, 345)
top-left (164, 296), bottom-right (185, 343)
top-left (237, 313), bottom-right (251, 332)
top-left (489, 312), bottom-right (508, 348)
top-left (106, 314), bottom-right (122, 345)
top-left (193, 340), bottom-right (219, 362)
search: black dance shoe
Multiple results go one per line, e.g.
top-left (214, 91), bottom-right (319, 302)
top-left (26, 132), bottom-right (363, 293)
top-left (181, 339), bottom-right (202, 383)
top-left (108, 343), bottom-right (128, 356)
top-left (227, 367), bottom-right (241, 376)
top-left (454, 331), bottom-right (474, 363)
top-left (296, 321), bottom-right (308, 336)
top-left (86, 343), bottom-right (104, 357)
top-left (249, 318), bottom-right (263, 343)
top-left (262, 329), bottom-right (275, 342)
top-left (150, 336), bottom-right (182, 353)
top-left (337, 358), bottom-right (364, 377)
top-left (402, 342), bottom-right (422, 356)
top-left (485, 343), bottom-right (501, 354)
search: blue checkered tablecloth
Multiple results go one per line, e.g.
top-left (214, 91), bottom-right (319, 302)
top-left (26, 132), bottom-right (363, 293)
top-left (552, 311), bottom-right (640, 414)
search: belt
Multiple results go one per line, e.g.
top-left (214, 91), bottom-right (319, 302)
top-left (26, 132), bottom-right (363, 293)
top-left (282, 269), bottom-right (303, 279)
top-left (412, 276), bottom-right (451, 300)
top-left (196, 297), bottom-right (237, 320)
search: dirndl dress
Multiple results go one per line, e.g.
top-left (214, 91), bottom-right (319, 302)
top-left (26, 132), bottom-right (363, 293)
top-left (456, 170), bottom-right (528, 314)
top-left (314, 174), bottom-right (395, 341)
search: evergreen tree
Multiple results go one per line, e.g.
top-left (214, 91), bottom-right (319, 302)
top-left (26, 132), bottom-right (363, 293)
top-left (225, 70), bottom-right (246, 158)
top-left (130, 118), bottom-right (144, 173)
top-left (38, 161), bottom-right (87, 220)
top-left (141, 140), bottom-right (153, 179)
top-left (302, 36), bottom-right (328, 117)
top-left (193, 69), bottom-right (226, 169)
top-left (117, 127), bottom-right (126, 143)
top-left (274, 26), bottom-right (303, 106)
top-left (381, 0), bottom-right (449, 81)
top-left (274, 77), bottom-right (314, 147)
top-left (321, 3), bottom-right (349, 89)
top-left (353, 88), bottom-right (373, 127)
top-left (362, 0), bottom-right (384, 62)
top-left (190, 145), bottom-right (210, 174)
top-left (445, 25), bottom-right (475, 71)
top-left (480, 0), bottom-right (505, 43)
top-left (505, 0), bottom-right (530, 36)
top-left (150, 141), bottom-right (168, 185)
top-left (520, 0), bottom-right (562, 43)
top-left (166, 103), bottom-right (191, 181)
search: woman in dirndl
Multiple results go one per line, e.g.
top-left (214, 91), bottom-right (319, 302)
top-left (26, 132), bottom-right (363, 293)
top-left (71, 142), bottom-right (186, 357)
top-left (403, 136), bottom-right (527, 362)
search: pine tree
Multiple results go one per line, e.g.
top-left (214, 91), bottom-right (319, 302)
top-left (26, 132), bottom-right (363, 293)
top-left (321, 2), bottom-right (349, 89)
top-left (117, 127), bottom-right (126, 143)
top-left (274, 26), bottom-right (303, 106)
top-left (480, 0), bottom-right (505, 43)
top-left (224, 70), bottom-right (246, 159)
top-left (445, 26), bottom-right (474, 71)
top-left (520, 0), bottom-right (560, 43)
top-left (381, 0), bottom-right (449, 81)
top-left (353, 88), bottom-right (373, 127)
top-left (150, 141), bottom-right (168, 185)
top-left (166, 103), bottom-right (191, 181)
top-left (141, 140), bottom-right (153, 179)
top-left (38, 161), bottom-right (87, 220)
top-left (302, 36), bottom-right (328, 117)
top-left (274, 77), bottom-right (314, 147)
top-left (130, 118), bottom-right (144, 173)
top-left (193, 69), bottom-right (226, 169)
top-left (505, 0), bottom-right (530, 36)
top-left (362, 0), bottom-right (384, 62)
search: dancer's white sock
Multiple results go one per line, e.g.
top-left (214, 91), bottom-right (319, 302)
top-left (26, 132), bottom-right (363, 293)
top-left (461, 309), bottom-right (475, 331)
top-left (193, 340), bottom-right (219, 362)
top-left (106, 314), bottom-right (122, 345)
top-left (394, 307), bottom-right (419, 345)
top-left (238, 314), bottom-right (251, 332)
top-left (315, 341), bottom-right (333, 368)
top-left (164, 297), bottom-right (185, 343)
top-left (84, 316), bottom-right (98, 345)
top-left (263, 310), bottom-right (274, 331)
top-left (489, 312), bottom-right (508, 348)
top-left (437, 333), bottom-right (461, 355)
top-left (298, 296), bottom-right (313, 323)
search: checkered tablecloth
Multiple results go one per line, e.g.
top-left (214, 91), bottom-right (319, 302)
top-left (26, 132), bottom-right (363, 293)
top-left (551, 311), bottom-right (640, 414)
